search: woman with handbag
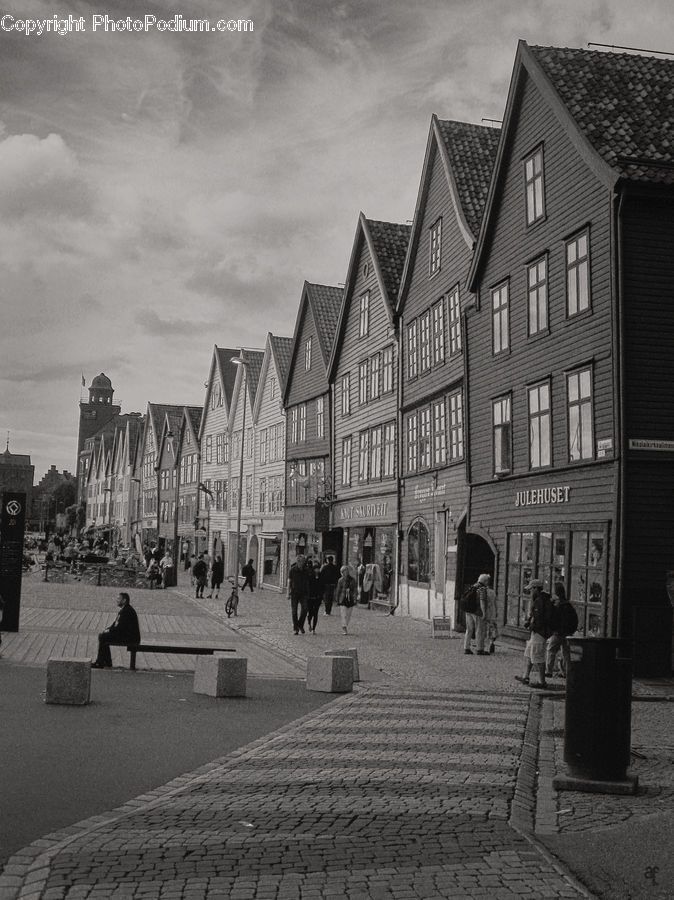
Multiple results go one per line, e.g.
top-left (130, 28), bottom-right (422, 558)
top-left (335, 565), bottom-right (357, 635)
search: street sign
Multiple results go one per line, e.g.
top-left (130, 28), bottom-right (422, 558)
top-left (0, 491), bottom-right (26, 632)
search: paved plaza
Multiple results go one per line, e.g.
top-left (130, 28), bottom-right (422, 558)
top-left (1, 572), bottom-right (673, 898)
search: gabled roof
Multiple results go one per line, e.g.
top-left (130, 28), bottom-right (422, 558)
top-left (397, 116), bottom-right (500, 314)
top-left (529, 44), bottom-right (674, 183)
top-left (229, 349), bottom-right (265, 427)
top-left (186, 406), bottom-right (203, 438)
top-left (145, 404), bottom-right (186, 455)
top-left (328, 213), bottom-right (411, 380)
top-left (282, 281), bottom-right (343, 405)
top-left (469, 41), bottom-right (674, 290)
top-left (269, 335), bottom-right (294, 394)
top-left (199, 346), bottom-right (239, 439)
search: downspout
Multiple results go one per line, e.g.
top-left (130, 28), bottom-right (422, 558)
top-left (613, 185), bottom-right (626, 637)
top-left (395, 314), bottom-right (403, 613)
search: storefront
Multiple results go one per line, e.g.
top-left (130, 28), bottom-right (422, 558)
top-left (468, 465), bottom-right (616, 643)
top-left (332, 493), bottom-right (397, 608)
top-left (260, 532), bottom-right (282, 589)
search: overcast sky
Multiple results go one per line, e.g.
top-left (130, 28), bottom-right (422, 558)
top-left (1, 0), bottom-right (673, 481)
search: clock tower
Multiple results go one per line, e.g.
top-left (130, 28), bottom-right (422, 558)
top-left (76, 373), bottom-right (121, 504)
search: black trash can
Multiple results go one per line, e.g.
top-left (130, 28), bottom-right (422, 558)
top-left (564, 638), bottom-right (632, 781)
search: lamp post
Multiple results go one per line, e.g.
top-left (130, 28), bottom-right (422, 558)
top-left (231, 354), bottom-right (249, 604)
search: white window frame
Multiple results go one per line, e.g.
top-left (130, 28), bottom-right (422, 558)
top-left (525, 146), bottom-right (545, 226)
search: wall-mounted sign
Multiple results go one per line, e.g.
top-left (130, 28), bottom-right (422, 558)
top-left (332, 494), bottom-right (397, 525)
top-left (339, 502), bottom-right (388, 521)
top-left (597, 438), bottom-right (613, 458)
top-left (414, 483), bottom-right (447, 503)
top-left (629, 438), bottom-right (674, 452)
top-left (0, 491), bottom-right (26, 632)
top-left (515, 486), bottom-right (570, 508)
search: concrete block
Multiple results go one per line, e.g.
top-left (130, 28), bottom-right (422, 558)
top-left (325, 647), bottom-right (360, 682)
top-left (306, 655), bottom-right (353, 693)
top-left (46, 658), bottom-right (91, 706)
top-left (193, 655), bottom-right (247, 697)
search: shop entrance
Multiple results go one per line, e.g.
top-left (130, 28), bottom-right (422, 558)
top-left (458, 527), bottom-right (495, 593)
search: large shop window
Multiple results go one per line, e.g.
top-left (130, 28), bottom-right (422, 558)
top-left (407, 520), bottom-right (430, 584)
top-left (506, 527), bottom-right (607, 636)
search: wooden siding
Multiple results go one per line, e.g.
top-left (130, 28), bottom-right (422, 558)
top-left (467, 72), bottom-right (616, 486)
top-left (286, 394), bottom-right (330, 460)
top-left (401, 141), bottom-right (472, 411)
top-left (332, 239), bottom-right (399, 504)
top-left (285, 302), bottom-right (330, 407)
top-left (200, 388), bottom-right (229, 536)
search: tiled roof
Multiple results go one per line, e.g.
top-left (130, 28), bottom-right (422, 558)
top-left (367, 219), bottom-right (412, 308)
top-left (269, 335), bottom-right (294, 393)
top-left (215, 347), bottom-right (240, 407)
top-left (435, 120), bottom-right (501, 236)
top-left (529, 45), bottom-right (674, 184)
top-left (306, 283), bottom-right (343, 367)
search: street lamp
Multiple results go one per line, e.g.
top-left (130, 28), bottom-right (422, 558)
top-left (231, 354), bottom-right (249, 608)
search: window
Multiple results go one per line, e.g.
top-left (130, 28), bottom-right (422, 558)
top-left (305, 337), bottom-right (312, 371)
top-left (247, 427), bottom-right (254, 458)
top-left (525, 146), bottom-right (545, 225)
top-left (492, 282), bottom-right (509, 354)
top-left (407, 320), bottom-right (418, 380)
top-left (341, 436), bottom-right (352, 486)
top-left (359, 292), bottom-right (370, 338)
top-left (245, 474), bottom-right (253, 509)
top-left (408, 520), bottom-right (430, 583)
top-left (567, 230), bottom-right (590, 316)
top-left (568, 367), bottom-right (594, 461)
top-left (205, 435), bottom-right (212, 463)
top-left (316, 396), bottom-right (324, 439)
top-left (232, 431), bottom-right (241, 460)
top-left (506, 528), bottom-right (606, 635)
top-left (259, 477), bottom-right (267, 514)
top-left (370, 353), bottom-right (381, 400)
top-left (528, 382), bottom-right (551, 468)
top-left (216, 433), bottom-right (223, 464)
top-left (382, 346), bottom-right (394, 393)
top-left (419, 310), bottom-right (431, 373)
top-left (270, 377), bottom-right (276, 400)
top-left (341, 373), bottom-right (351, 416)
top-left (359, 361), bottom-right (368, 406)
top-left (290, 408), bottom-right (298, 444)
top-left (370, 425), bottom-right (382, 480)
top-left (448, 390), bottom-right (464, 461)
top-left (432, 298), bottom-right (446, 364)
top-left (406, 414), bottom-right (418, 473)
top-left (429, 218), bottom-right (442, 276)
top-left (358, 431), bottom-right (369, 482)
top-left (493, 396), bottom-right (512, 475)
top-left (299, 404), bottom-right (306, 442)
top-left (419, 407), bottom-right (431, 468)
top-left (259, 428), bottom-right (267, 465)
top-left (527, 256), bottom-right (548, 336)
top-left (433, 399), bottom-right (447, 466)
top-left (383, 422), bottom-right (395, 477)
top-left (223, 435), bottom-right (229, 463)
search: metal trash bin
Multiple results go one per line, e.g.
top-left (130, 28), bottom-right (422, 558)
top-left (564, 638), bottom-right (632, 781)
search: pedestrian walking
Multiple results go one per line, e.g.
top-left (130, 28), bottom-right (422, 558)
top-left (516, 579), bottom-right (554, 688)
top-left (319, 555), bottom-right (339, 615)
top-left (306, 560), bottom-right (322, 633)
top-left (288, 555), bottom-right (310, 634)
top-left (188, 553), bottom-right (197, 586)
top-left (145, 558), bottom-right (162, 589)
top-left (336, 565), bottom-right (357, 634)
top-left (545, 582), bottom-right (578, 678)
top-left (208, 555), bottom-right (224, 599)
top-left (192, 554), bottom-right (208, 599)
top-left (159, 550), bottom-right (174, 589)
top-left (92, 592), bottom-right (140, 669)
top-left (462, 574), bottom-right (489, 655)
top-left (241, 559), bottom-right (256, 592)
top-left (482, 574), bottom-right (499, 654)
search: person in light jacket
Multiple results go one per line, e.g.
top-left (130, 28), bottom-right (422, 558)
top-left (335, 565), bottom-right (358, 635)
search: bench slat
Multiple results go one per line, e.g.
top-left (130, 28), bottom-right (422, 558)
top-left (125, 644), bottom-right (235, 670)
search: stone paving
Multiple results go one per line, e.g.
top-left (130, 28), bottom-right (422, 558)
top-left (2, 573), bottom-right (674, 898)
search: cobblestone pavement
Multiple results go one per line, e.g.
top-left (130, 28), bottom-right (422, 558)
top-left (2, 574), bottom-right (674, 898)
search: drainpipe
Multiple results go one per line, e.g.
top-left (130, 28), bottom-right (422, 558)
top-left (613, 186), bottom-right (626, 637)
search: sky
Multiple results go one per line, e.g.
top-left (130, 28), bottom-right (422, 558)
top-left (1, 0), bottom-right (673, 482)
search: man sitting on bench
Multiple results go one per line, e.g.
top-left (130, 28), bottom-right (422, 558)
top-left (92, 592), bottom-right (140, 669)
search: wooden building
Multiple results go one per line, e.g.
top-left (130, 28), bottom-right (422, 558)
top-left (283, 282), bottom-right (343, 573)
top-left (465, 42), bottom-right (674, 675)
top-left (396, 116), bottom-right (499, 622)
top-left (328, 214), bottom-right (411, 608)
top-left (138, 403), bottom-right (185, 549)
top-left (175, 406), bottom-right (203, 561)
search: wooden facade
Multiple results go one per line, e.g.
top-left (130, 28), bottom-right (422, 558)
top-left (175, 407), bottom-right (201, 561)
top-left (397, 117), bottom-right (499, 622)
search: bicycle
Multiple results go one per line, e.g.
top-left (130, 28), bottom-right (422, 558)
top-left (224, 577), bottom-right (240, 618)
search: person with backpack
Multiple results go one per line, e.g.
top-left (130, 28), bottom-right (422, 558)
top-left (462, 573), bottom-right (490, 655)
top-left (241, 559), bottom-right (256, 592)
top-left (545, 582), bottom-right (578, 678)
top-left (515, 578), bottom-right (554, 688)
top-left (192, 554), bottom-right (208, 599)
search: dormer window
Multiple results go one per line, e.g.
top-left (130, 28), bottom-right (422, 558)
top-left (429, 218), bottom-right (442, 276)
top-left (525, 147), bottom-right (545, 226)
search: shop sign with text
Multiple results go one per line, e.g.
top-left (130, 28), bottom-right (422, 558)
top-left (515, 486), bottom-right (570, 508)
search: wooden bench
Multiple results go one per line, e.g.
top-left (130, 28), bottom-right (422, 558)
top-left (369, 594), bottom-right (395, 614)
top-left (126, 643), bottom-right (236, 671)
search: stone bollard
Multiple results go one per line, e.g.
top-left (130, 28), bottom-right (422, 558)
top-left (194, 655), bottom-right (247, 697)
top-left (324, 647), bottom-right (360, 682)
top-left (46, 658), bottom-right (91, 705)
top-left (306, 655), bottom-right (353, 693)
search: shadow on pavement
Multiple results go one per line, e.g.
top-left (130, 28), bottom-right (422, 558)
top-left (1, 662), bottom-right (333, 868)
